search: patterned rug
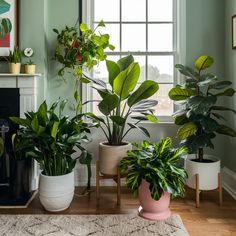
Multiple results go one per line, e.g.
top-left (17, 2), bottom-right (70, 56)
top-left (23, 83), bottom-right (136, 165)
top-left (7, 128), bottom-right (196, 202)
top-left (0, 214), bottom-right (189, 236)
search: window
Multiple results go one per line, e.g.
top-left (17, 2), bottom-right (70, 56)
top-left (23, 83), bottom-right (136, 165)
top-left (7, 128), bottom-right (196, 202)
top-left (82, 0), bottom-right (184, 119)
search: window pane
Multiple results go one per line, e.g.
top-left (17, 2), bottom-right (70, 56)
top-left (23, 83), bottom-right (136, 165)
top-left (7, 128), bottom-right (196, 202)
top-left (148, 0), bottom-right (173, 22)
top-left (152, 84), bottom-right (173, 116)
top-left (148, 56), bottom-right (173, 83)
top-left (122, 0), bottom-right (146, 22)
top-left (122, 24), bottom-right (146, 51)
top-left (94, 0), bottom-right (119, 22)
top-left (94, 23), bottom-right (120, 51)
top-left (148, 24), bottom-right (173, 51)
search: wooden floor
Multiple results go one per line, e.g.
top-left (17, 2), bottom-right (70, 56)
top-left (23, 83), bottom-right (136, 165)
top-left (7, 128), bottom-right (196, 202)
top-left (0, 187), bottom-right (236, 236)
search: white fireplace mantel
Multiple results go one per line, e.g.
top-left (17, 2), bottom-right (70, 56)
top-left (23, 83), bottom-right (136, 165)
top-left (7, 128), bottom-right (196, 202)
top-left (0, 73), bottom-right (42, 190)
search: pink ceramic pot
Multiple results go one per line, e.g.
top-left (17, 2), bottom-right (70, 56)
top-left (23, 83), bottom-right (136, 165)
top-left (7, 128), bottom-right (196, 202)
top-left (138, 180), bottom-right (171, 220)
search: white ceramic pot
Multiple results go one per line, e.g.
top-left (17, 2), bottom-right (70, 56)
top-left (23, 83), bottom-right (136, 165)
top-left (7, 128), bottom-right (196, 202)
top-left (9, 63), bottom-right (21, 74)
top-left (184, 154), bottom-right (220, 190)
top-left (99, 141), bottom-right (132, 175)
top-left (39, 171), bottom-right (74, 212)
top-left (25, 64), bottom-right (36, 74)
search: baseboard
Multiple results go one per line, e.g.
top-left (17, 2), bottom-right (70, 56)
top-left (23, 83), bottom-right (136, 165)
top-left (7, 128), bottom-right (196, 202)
top-left (222, 167), bottom-right (236, 200)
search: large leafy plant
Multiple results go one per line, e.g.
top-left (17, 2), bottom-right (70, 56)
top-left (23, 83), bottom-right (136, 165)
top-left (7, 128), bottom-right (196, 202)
top-left (10, 100), bottom-right (93, 189)
top-left (85, 55), bottom-right (159, 145)
top-left (53, 21), bottom-right (114, 112)
top-left (120, 137), bottom-right (188, 200)
top-left (169, 55), bottom-right (236, 162)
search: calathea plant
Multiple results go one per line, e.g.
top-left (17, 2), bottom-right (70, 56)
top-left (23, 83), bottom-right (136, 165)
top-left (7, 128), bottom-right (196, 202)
top-left (120, 138), bottom-right (188, 200)
top-left (53, 21), bottom-right (114, 112)
top-left (10, 100), bottom-right (94, 190)
top-left (84, 55), bottom-right (159, 145)
top-left (169, 55), bottom-right (236, 162)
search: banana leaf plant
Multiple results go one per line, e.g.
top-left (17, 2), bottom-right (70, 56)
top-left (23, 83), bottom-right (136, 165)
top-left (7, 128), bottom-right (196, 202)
top-left (53, 21), bottom-right (114, 112)
top-left (10, 100), bottom-right (95, 190)
top-left (120, 137), bottom-right (188, 200)
top-left (169, 55), bottom-right (236, 162)
top-left (84, 55), bottom-right (159, 145)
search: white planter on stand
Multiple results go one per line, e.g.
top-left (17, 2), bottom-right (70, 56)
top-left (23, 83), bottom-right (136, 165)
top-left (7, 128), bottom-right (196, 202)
top-left (99, 141), bottom-right (132, 175)
top-left (184, 154), bottom-right (221, 190)
top-left (39, 171), bottom-right (75, 212)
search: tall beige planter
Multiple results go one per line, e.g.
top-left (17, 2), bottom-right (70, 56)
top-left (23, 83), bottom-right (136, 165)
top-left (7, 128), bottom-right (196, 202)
top-left (99, 142), bottom-right (132, 175)
top-left (184, 154), bottom-right (220, 190)
top-left (25, 64), bottom-right (36, 74)
top-left (9, 63), bottom-right (21, 74)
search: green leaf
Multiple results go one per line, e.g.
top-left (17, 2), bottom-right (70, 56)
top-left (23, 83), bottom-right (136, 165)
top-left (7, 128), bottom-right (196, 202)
top-left (51, 121), bottom-right (59, 139)
top-left (113, 62), bottom-right (140, 100)
top-left (98, 20), bottom-right (105, 27)
top-left (106, 60), bottom-right (120, 87)
top-left (80, 77), bottom-right (90, 83)
top-left (110, 116), bottom-right (126, 126)
top-left (214, 88), bottom-right (235, 96)
top-left (145, 114), bottom-right (158, 123)
top-left (177, 122), bottom-right (198, 140)
top-left (59, 100), bottom-right (67, 118)
top-left (127, 123), bottom-right (150, 137)
top-left (80, 23), bottom-right (88, 32)
top-left (108, 44), bottom-right (115, 50)
top-left (200, 117), bottom-right (218, 133)
top-left (174, 114), bottom-right (189, 125)
top-left (211, 112), bottom-right (226, 121)
top-left (128, 80), bottom-right (159, 107)
top-left (10, 117), bottom-right (30, 127)
top-left (37, 101), bottom-right (47, 126)
top-left (31, 116), bottom-right (39, 133)
top-left (1, 18), bottom-right (12, 34)
top-left (175, 64), bottom-right (198, 78)
top-left (98, 94), bottom-right (119, 115)
top-left (131, 99), bottom-right (158, 112)
top-left (168, 87), bottom-right (195, 101)
top-left (209, 81), bottom-right (232, 90)
top-left (53, 28), bottom-right (59, 34)
top-left (187, 96), bottom-right (217, 114)
top-left (211, 106), bottom-right (236, 114)
top-left (216, 124), bottom-right (236, 137)
top-left (195, 55), bottom-right (214, 71)
top-left (117, 55), bottom-right (134, 71)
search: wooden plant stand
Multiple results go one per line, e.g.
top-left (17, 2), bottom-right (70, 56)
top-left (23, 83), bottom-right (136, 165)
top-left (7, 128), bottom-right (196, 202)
top-left (195, 173), bottom-right (223, 208)
top-left (96, 161), bottom-right (126, 206)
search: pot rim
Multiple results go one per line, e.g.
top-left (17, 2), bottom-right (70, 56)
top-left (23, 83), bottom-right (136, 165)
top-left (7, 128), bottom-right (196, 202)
top-left (40, 170), bottom-right (74, 178)
top-left (99, 141), bottom-right (131, 147)
top-left (185, 154), bottom-right (220, 163)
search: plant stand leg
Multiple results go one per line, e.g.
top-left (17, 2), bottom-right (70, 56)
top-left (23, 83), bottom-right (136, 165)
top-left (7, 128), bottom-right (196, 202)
top-left (96, 161), bottom-right (100, 204)
top-left (117, 166), bottom-right (121, 206)
top-left (195, 174), bottom-right (200, 208)
top-left (218, 172), bottom-right (223, 206)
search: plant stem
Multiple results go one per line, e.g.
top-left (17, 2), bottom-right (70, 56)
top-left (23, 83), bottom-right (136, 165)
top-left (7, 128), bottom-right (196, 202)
top-left (198, 148), bottom-right (204, 162)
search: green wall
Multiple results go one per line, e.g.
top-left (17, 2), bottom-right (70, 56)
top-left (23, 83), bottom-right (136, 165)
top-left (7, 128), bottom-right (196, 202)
top-left (224, 0), bottom-right (236, 172)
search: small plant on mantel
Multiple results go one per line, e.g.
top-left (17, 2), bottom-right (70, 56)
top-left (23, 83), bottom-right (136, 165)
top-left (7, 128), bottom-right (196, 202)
top-left (53, 20), bottom-right (115, 112)
top-left (8, 46), bottom-right (21, 74)
top-left (23, 48), bottom-right (36, 74)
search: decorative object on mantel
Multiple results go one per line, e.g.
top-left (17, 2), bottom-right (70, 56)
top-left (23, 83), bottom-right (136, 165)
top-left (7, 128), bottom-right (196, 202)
top-left (10, 100), bottom-right (94, 212)
top-left (169, 55), bottom-right (236, 207)
top-left (23, 48), bottom-right (36, 74)
top-left (8, 46), bottom-right (21, 74)
top-left (0, 214), bottom-right (189, 236)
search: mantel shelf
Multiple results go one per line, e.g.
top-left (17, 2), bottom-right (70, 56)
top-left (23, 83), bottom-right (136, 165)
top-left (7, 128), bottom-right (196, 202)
top-left (0, 73), bottom-right (41, 77)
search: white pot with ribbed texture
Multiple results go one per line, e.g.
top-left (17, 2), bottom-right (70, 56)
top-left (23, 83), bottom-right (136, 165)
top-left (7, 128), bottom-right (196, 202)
top-left (39, 171), bottom-right (74, 212)
top-left (99, 142), bottom-right (132, 175)
top-left (184, 154), bottom-right (220, 190)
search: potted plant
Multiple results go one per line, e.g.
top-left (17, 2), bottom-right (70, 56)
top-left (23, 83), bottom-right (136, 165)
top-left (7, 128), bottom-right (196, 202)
top-left (120, 138), bottom-right (188, 220)
top-left (23, 48), bottom-right (36, 74)
top-left (8, 46), bottom-right (21, 74)
top-left (53, 20), bottom-right (114, 112)
top-left (85, 55), bottom-right (159, 175)
top-left (10, 100), bottom-right (93, 212)
top-left (168, 55), bottom-right (236, 191)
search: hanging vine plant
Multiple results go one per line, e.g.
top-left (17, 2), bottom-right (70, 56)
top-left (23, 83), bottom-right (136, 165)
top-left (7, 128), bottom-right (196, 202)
top-left (53, 20), bottom-right (115, 112)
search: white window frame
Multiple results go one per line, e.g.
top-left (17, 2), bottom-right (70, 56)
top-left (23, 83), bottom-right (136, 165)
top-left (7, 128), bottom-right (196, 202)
top-left (81, 0), bottom-right (186, 123)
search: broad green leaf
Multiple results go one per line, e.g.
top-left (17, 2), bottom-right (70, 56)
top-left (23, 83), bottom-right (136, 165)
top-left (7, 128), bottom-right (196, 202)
top-left (131, 99), bottom-right (158, 112)
top-left (10, 117), bottom-right (30, 127)
top-left (214, 88), bottom-right (235, 97)
top-left (98, 94), bottom-right (119, 115)
top-left (195, 55), bottom-right (214, 71)
top-left (149, 181), bottom-right (161, 200)
top-left (86, 112), bottom-right (105, 123)
top-left (110, 116), bottom-right (126, 126)
top-left (209, 81), bottom-right (232, 90)
top-left (211, 112), bottom-right (226, 121)
top-left (168, 87), bottom-right (195, 101)
top-left (146, 114), bottom-right (158, 123)
top-left (59, 99), bottom-right (67, 118)
top-left (106, 60), bottom-right (120, 87)
top-left (216, 124), bottom-right (236, 137)
top-left (51, 121), bottom-right (59, 139)
top-left (175, 64), bottom-right (198, 78)
top-left (177, 122), bottom-right (198, 140)
top-left (117, 55), bottom-right (134, 71)
top-left (80, 23), bottom-right (88, 32)
top-left (128, 80), bottom-right (159, 107)
top-left (200, 117), bottom-right (218, 133)
top-left (37, 101), bottom-right (47, 126)
top-left (113, 62), bottom-right (140, 100)
top-left (98, 20), bottom-right (105, 27)
top-left (187, 95), bottom-right (217, 114)
top-left (174, 114), bottom-right (189, 125)
top-left (31, 116), bottom-right (39, 133)
top-left (211, 106), bottom-right (236, 114)
top-left (127, 123), bottom-right (150, 137)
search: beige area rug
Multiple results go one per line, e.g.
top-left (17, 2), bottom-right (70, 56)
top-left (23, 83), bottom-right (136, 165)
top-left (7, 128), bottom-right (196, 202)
top-left (0, 214), bottom-right (189, 236)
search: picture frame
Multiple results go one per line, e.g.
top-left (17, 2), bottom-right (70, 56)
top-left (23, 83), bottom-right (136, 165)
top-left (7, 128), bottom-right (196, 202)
top-left (0, 0), bottom-right (19, 60)
top-left (232, 15), bottom-right (236, 49)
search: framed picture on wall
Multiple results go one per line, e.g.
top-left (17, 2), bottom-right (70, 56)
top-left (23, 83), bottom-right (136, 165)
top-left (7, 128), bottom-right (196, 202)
top-left (232, 15), bottom-right (236, 49)
top-left (0, 0), bottom-right (19, 59)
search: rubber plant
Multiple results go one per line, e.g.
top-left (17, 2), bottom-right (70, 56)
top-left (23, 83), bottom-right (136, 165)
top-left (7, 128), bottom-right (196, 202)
top-left (168, 55), bottom-right (236, 162)
top-left (10, 100), bottom-right (95, 190)
top-left (53, 20), bottom-right (114, 112)
top-left (120, 137), bottom-right (188, 200)
top-left (84, 55), bottom-right (159, 145)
